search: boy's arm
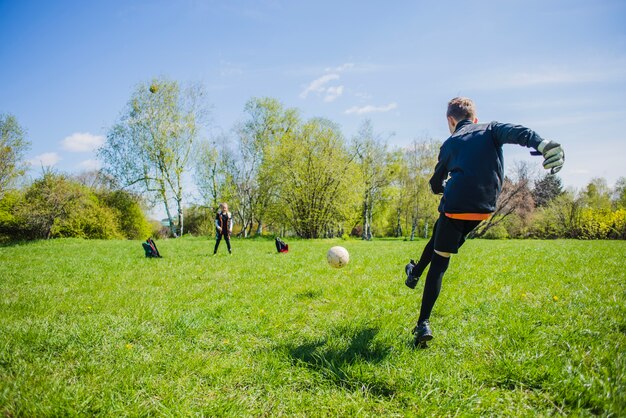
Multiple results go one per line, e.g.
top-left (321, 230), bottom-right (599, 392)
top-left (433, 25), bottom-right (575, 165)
top-left (491, 122), bottom-right (564, 173)
top-left (490, 122), bottom-right (543, 149)
top-left (429, 148), bottom-right (448, 194)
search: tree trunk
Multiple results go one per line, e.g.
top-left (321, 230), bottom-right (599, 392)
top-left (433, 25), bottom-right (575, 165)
top-left (395, 208), bottom-right (402, 237)
top-left (409, 214), bottom-right (417, 241)
top-left (361, 190), bottom-right (372, 240)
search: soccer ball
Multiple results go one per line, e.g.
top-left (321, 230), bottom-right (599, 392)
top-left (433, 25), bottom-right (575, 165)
top-left (327, 246), bottom-right (349, 268)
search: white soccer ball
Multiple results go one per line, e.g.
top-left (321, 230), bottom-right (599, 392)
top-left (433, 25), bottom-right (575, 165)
top-left (327, 246), bottom-right (349, 268)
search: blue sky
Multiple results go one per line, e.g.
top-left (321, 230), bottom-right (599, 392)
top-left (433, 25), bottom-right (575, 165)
top-left (1, 0), bottom-right (625, 192)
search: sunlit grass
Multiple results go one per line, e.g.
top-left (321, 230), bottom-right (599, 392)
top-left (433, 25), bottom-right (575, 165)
top-left (1, 237), bottom-right (624, 416)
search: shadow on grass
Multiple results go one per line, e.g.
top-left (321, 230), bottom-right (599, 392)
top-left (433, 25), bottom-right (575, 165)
top-left (284, 325), bottom-right (395, 397)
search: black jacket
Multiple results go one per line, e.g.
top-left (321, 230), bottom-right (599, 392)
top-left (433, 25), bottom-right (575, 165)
top-left (215, 211), bottom-right (232, 236)
top-left (430, 119), bottom-right (544, 214)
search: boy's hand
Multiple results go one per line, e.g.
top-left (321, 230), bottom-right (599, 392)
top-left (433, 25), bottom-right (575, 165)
top-left (537, 140), bottom-right (564, 174)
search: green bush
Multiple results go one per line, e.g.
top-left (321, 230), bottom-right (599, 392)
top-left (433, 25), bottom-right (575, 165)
top-left (98, 190), bottom-right (152, 239)
top-left (0, 190), bottom-right (22, 239)
top-left (182, 205), bottom-right (213, 236)
top-left (481, 223), bottom-right (509, 239)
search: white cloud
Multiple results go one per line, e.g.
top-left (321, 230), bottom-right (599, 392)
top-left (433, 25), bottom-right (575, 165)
top-left (345, 102), bottom-right (398, 115)
top-left (29, 152), bottom-right (61, 167)
top-left (300, 74), bottom-right (340, 98)
top-left (77, 159), bottom-right (102, 171)
top-left (324, 85), bottom-right (344, 102)
top-left (62, 132), bottom-right (105, 152)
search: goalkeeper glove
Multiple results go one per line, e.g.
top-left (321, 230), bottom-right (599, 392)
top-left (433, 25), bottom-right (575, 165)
top-left (536, 140), bottom-right (564, 174)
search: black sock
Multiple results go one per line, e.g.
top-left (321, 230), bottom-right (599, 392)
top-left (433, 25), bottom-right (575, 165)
top-left (418, 253), bottom-right (450, 324)
top-left (413, 236), bottom-right (435, 278)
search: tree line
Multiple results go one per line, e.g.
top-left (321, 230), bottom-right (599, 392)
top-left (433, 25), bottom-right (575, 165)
top-left (1, 77), bottom-right (625, 241)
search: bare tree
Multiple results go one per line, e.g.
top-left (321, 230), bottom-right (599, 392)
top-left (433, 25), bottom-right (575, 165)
top-left (471, 161), bottom-right (535, 238)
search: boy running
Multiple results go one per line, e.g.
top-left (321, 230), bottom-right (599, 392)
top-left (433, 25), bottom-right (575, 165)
top-left (405, 97), bottom-right (564, 347)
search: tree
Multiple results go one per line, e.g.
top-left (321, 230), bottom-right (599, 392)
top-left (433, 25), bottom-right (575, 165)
top-left (235, 97), bottom-right (299, 236)
top-left (613, 177), bottom-right (626, 209)
top-left (0, 114), bottom-right (30, 198)
top-left (352, 120), bottom-right (396, 240)
top-left (395, 140), bottom-right (440, 240)
top-left (532, 173), bottom-right (563, 207)
top-left (194, 137), bottom-right (227, 213)
top-left (17, 170), bottom-right (94, 239)
top-left (582, 177), bottom-right (612, 211)
top-left (273, 118), bottom-right (359, 238)
top-left (99, 78), bottom-right (208, 237)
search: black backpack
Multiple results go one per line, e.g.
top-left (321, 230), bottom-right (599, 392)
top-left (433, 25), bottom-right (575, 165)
top-left (142, 238), bottom-right (162, 258)
top-left (275, 237), bottom-right (288, 253)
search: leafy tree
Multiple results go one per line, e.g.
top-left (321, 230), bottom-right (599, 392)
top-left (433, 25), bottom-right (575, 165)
top-left (582, 177), bottom-right (612, 211)
top-left (612, 177), bottom-right (626, 209)
top-left (273, 118), bottom-right (359, 238)
top-left (182, 204), bottom-right (214, 236)
top-left (98, 190), bottom-right (152, 240)
top-left (532, 173), bottom-right (563, 207)
top-left (352, 120), bottom-right (396, 240)
top-left (234, 97), bottom-right (299, 236)
top-left (395, 140), bottom-right (440, 240)
top-left (193, 138), bottom-right (223, 214)
top-left (99, 78), bottom-right (208, 237)
top-left (0, 189), bottom-right (22, 239)
top-left (17, 172), bottom-right (81, 239)
top-left (0, 114), bottom-right (30, 198)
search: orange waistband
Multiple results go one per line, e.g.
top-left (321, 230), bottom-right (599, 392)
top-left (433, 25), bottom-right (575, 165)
top-left (445, 212), bottom-right (492, 221)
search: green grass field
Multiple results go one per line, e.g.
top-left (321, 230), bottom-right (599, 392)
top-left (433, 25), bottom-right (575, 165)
top-left (1, 237), bottom-right (624, 416)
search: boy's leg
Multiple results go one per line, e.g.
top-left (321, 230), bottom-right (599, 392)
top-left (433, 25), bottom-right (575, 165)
top-left (405, 220), bottom-right (438, 289)
top-left (213, 234), bottom-right (222, 254)
top-left (224, 234), bottom-right (232, 253)
top-left (417, 251), bottom-right (450, 324)
top-left (412, 216), bottom-right (480, 346)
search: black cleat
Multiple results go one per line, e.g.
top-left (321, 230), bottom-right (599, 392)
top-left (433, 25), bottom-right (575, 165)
top-left (404, 259), bottom-right (419, 289)
top-left (412, 320), bottom-right (433, 348)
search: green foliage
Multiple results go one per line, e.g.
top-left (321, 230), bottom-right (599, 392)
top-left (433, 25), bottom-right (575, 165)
top-left (1, 172), bottom-right (152, 241)
top-left (52, 193), bottom-right (123, 239)
top-left (0, 113), bottom-right (30, 196)
top-left (0, 239), bottom-right (623, 415)
top-left (0, 189), bottom-right (22, 240)
top-left (100, 77), bottom-right (208, 236)
top-left (613, 177), bottom-right (626, 209)
top-left (482, 223), bottom-right (509, 239)
top-left (98, 190), bottom-right (152, 239)
top-left (274, 118), bottom-right (361, 238)
top-left (182, 205), bottom-right (214, 236)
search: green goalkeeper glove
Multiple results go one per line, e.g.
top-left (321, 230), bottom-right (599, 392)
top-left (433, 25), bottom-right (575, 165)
top-left (536, 140), bottom-right (564, 174)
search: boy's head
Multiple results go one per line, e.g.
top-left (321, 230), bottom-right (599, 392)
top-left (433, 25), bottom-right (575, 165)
top-left (446, 97), bottom-right (478, 133)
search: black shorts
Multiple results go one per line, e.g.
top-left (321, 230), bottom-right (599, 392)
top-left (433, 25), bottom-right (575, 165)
top-left (433, 213), bottom-right (482, 254)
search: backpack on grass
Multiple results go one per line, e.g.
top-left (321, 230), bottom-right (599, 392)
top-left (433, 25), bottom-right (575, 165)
top-left (142, 238), bottom-right (162, 258)
top-left (275, 237), bottom-right (288, 253)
